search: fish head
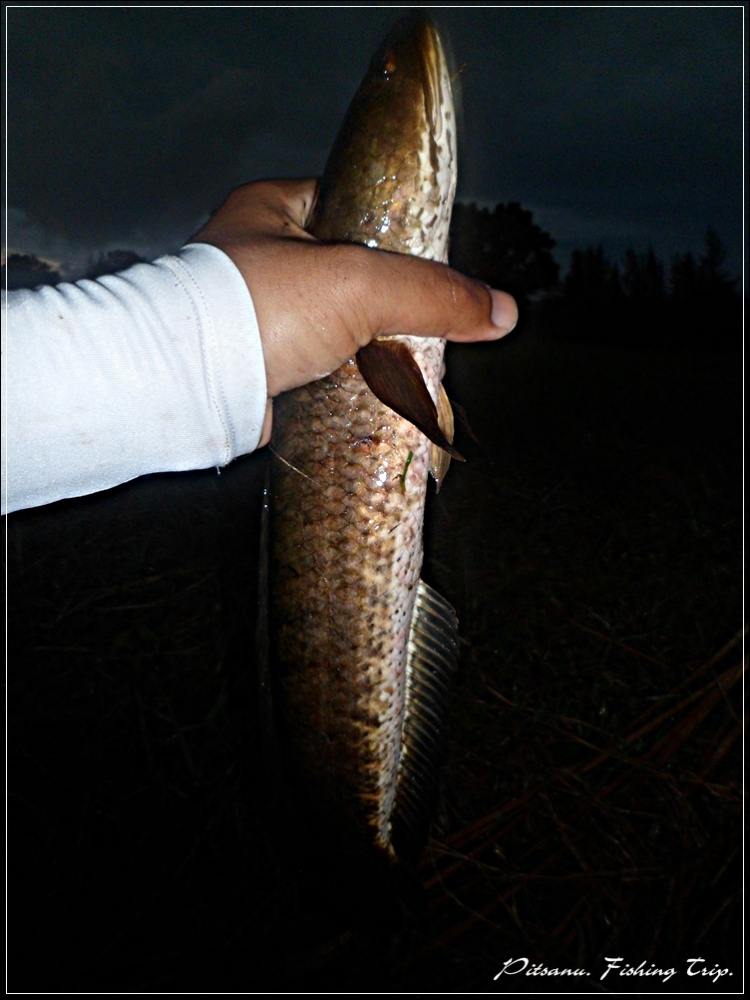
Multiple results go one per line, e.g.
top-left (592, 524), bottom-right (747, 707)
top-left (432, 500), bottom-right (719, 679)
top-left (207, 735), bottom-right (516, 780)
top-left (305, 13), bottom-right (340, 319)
top-left (312, 14), bottom-right (457, 263)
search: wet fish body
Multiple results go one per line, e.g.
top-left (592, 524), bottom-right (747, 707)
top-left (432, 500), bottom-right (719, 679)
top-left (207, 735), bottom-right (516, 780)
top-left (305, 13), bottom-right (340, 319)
top-left (270, 16), bottom-right (460, 860)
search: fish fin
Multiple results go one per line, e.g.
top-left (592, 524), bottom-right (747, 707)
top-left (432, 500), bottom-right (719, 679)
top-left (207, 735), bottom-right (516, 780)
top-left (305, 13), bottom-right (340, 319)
top-left (391, 579), bottom-right (459, 861)
top-left (356, 340), bottom-right (464, 461)
top-left (430, 383), bottom-right (455, 493)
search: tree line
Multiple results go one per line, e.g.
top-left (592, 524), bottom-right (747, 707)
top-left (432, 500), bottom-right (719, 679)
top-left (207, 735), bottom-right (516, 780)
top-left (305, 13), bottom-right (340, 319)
top-left (448, 203), bottom-right (739, 349)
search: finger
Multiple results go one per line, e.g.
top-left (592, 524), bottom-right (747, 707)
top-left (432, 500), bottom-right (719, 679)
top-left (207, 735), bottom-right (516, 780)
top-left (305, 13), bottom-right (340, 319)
top-left (192, 179), bottom-right (319, 243)
top-left (233, 178), bottom-right (319, 232)
top-left (275, 178), bottom-right (319, 229)
top-left (348, 245), bottom-right (518, 344)
top-left (229, 179), bottom-right (318, 234)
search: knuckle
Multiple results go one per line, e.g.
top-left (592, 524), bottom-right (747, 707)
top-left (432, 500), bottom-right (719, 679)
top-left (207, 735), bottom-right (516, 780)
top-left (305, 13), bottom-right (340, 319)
top-left (321, 244), bottom-right (374, 342)
top-left (439, 265), bottom-right (485, 317)
top-left (244, 179), bottom-right (278, 199)
top-left (233, 179), bottom-right (288, 218)
top-left (228, 179), bottom-right (268, 205)
top-left (325, 243), bottom-right (372, 294)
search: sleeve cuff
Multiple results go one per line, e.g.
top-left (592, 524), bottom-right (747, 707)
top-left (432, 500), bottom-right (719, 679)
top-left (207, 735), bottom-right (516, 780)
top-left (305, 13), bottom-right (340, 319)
top-left (167, 242), bottom-right (268, 461)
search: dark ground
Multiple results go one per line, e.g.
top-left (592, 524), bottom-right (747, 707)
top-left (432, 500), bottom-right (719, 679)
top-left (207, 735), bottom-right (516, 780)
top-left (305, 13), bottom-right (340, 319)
top-left (7, 322), bottom-right (743, 993)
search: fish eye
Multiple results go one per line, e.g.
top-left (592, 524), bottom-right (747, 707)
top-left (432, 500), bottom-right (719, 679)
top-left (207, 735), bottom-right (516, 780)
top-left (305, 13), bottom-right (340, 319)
top-left (382, 51), bottom-right (397, 76)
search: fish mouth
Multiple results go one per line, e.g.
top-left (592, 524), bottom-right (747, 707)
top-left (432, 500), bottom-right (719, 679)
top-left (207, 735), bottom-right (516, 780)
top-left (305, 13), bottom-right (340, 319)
top-left (377, 15), bottom-right (457, 216)
top-left (378, 14), bottom-right (455, 137)
top-left (415, 18), bottom-right (458, 226)
top-left (418, 18), bottom-right (454, 135)
top-left (313, 14), bottom-right (458, 255)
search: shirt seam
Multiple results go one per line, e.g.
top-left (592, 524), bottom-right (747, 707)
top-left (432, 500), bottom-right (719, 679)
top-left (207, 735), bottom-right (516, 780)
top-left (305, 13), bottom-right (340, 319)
top-left (159, 254), bottom-right (234, 464)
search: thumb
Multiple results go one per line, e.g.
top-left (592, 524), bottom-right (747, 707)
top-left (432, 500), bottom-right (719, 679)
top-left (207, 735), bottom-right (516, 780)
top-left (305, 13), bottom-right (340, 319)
top-left (351, 244), bottom-right (518, 344)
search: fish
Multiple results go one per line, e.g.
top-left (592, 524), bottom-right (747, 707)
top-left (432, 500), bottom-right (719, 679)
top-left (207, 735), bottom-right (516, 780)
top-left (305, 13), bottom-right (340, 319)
top-left (269, 14), bottom-right (460, 864)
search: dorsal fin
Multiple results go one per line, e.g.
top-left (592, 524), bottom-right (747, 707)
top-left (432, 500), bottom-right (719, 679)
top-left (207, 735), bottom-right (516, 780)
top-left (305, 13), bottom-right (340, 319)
top-left (391, 579), bottom-right (459, 860)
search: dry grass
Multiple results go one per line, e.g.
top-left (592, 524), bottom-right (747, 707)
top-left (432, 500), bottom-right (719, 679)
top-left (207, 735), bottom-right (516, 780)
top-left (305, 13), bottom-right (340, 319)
top-left (8, 332), bottom-right (742, 991)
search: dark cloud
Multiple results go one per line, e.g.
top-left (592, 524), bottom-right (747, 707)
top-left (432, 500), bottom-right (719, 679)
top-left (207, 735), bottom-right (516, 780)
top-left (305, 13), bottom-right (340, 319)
top-left (5, 7), bottom-right (742, 274)
top-left (437, 8), bottom-right (741, 267)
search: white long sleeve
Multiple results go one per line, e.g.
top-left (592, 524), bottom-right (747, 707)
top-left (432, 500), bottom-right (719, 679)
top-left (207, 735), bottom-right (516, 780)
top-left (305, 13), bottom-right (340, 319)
top-left (1, 243), bottom-right (267, 514)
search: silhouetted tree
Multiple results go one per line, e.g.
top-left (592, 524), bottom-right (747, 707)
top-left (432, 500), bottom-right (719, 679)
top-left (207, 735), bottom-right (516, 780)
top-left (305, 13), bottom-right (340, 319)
top-left (622, 247), bottom-right (665, 305)
top-left (697, 228), bottom-right (737, 298)
top-left (671, 231), bottom-right (737, 303)
top-left (565, 245), bottom-right (621, 305)
top-left (669, 251), bottom-right (697, 304)
top-left (668, 230), bottom-right (739, 347)
top-left (449, 201), bottom-right (558, 303)
top-left (552, 245), bottom-right (626, 341)
top-left (616, 246), bottom-right (669, 345)
top-left (2, 253), bottom-right (61, 291)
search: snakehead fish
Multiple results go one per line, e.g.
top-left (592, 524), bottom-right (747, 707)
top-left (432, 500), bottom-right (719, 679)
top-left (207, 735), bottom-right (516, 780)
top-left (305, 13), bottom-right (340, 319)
top-left (270, 15), bottom-right (460, 862)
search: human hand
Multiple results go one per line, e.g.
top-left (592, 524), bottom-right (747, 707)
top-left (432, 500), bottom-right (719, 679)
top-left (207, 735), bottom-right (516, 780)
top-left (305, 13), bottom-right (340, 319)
top-left (192, 179), bottom-right (518, 446)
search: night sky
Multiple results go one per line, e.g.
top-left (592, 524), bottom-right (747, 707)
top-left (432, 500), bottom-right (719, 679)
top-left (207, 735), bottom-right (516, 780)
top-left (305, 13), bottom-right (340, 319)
top-left (5, 6), bottom-right (743, 278)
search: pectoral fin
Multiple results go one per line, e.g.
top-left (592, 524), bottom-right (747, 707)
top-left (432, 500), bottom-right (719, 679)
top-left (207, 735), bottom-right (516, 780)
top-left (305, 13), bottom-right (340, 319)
top-left (430, 383), bottom-right (455, 493)
top-left (356, 340), bottom-right (464, 461)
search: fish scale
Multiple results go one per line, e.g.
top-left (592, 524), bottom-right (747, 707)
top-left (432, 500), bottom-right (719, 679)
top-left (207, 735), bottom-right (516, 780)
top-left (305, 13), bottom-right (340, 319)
top-left (270, 15), bottom-right (459, 860)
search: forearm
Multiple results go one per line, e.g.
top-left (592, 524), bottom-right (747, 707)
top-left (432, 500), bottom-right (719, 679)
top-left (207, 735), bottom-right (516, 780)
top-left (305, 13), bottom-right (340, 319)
top-left (2, 243), bottom-right (267, 514)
